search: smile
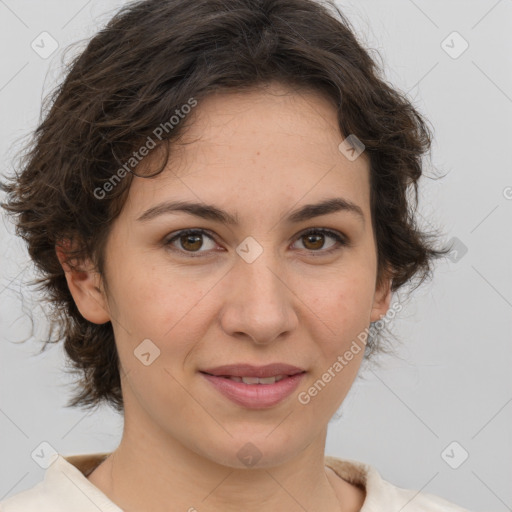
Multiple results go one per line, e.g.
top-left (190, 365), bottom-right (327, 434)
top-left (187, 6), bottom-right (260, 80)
top-left (200, 371), bottom-right (306, 409)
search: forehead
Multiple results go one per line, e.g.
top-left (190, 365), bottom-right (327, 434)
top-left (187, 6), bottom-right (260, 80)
top-left (124, 83), bottom-right (371, 221)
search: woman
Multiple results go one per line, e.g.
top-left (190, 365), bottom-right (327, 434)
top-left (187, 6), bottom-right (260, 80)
top-left (0, 0), bottom-right (470, 510)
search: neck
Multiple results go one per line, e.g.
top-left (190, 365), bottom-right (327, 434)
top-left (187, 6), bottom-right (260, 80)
top-left (87, 397), bottom-right (363, 511)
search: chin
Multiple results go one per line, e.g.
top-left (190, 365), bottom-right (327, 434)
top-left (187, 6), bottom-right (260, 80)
top-left (192, 431), bottom-right (309, 470)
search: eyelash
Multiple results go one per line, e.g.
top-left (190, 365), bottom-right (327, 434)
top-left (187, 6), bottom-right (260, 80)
top-left (163, 228), bottom-right (349, 258)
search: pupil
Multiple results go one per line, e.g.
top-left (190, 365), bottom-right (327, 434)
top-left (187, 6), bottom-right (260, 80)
top-left (305, 233), bottom-right (323, 250)
top-left (179, 233), bottom-right (326, 252)
top-left (182, 234), bottom-right (202, 251)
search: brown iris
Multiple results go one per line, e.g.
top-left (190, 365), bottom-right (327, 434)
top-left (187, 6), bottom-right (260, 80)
top-left (302, 232), bottom-right (325, 250)
top-left (179, 233), bottom-right (204, 252)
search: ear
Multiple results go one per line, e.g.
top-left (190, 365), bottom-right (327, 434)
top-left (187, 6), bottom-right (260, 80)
top-left (370, 272), bottom-right (393, 323)
top-left (55, 240), bottom-right (111, 324)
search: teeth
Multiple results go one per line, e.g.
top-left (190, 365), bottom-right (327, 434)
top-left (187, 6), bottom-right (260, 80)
top-left (227, 375), bottom-right (287, 384)
top-left (241, 376), bottom-right (262, 384)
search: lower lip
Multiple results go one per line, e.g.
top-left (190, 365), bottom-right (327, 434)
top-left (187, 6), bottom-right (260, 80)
top-left (201, 372), bottom-right (306, 409)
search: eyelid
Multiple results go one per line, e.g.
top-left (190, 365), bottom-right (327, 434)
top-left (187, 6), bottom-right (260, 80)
top-left (162, 228), bottom-right (220, 257)
top-left (163, 227), bottom-right (349, 257)
top-left (293, 227), bottom-right (349, 255)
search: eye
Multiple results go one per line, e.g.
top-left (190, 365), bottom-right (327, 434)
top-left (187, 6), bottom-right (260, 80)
top-left (164, 229), bottom-right (218, 257)
top-left (292, 228), bottom-right (348, 255)
top-left (163, 227), bottom-right (348, 258)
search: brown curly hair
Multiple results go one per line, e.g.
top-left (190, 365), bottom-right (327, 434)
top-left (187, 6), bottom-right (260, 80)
top-left (1, 0), bottom-right (450, 414)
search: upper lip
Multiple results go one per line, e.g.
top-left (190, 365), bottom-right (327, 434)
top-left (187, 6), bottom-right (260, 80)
top-left (200, 364), bottom-right (306, 378)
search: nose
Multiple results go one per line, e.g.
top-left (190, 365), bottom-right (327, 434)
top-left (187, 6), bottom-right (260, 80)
top-left (218, 249), bottom-right (298, 346)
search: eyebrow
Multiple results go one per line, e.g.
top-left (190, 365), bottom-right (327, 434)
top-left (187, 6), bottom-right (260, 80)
top-left (136, 197), bottom-right (365, 225)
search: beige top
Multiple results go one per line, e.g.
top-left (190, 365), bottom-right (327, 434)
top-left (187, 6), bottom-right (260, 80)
top-left (0, 452), bottom-right (470, 511)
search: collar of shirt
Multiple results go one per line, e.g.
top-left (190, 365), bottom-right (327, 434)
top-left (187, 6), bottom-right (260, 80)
top-left (0, 453), bottom-right (470, 512)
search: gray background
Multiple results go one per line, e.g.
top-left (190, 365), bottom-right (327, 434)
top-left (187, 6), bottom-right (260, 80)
top-left (0, 1), bottom-right (511, 511)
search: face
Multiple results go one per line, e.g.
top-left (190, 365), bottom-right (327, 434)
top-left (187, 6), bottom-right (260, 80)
top-left (64, 82), bottom-right (391, 469)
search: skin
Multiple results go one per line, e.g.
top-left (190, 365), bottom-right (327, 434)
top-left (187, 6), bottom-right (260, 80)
top-left (57, 81), bottom-right (392, 512)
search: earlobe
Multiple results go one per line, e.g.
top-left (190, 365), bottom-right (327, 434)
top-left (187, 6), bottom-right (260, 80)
top-left (55, 241), bottom-right (111, 324)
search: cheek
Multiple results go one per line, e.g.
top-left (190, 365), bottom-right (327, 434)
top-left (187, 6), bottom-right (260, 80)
top-left (300, 265), bottom-right (376, 342)
top-left (108, 254), bottom-right (211, 334)
top-left (108, 264), bottom-right (222, 395)
top-left (295, 274), bottom-right (372, 415)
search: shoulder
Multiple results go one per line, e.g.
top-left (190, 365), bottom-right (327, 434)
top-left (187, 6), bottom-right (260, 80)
top-left (370, 475), bottom-right (472, 511)
top-left (0, 453), bottom-right (117, 512)
top-left (0, 480), bottom-right (54, 511)
top-left (324, 455), bottom-right (472, 512)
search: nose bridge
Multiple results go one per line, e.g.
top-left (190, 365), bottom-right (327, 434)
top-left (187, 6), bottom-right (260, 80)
top-left (220, 240), bottom-right (297, 344)
top-left (237, 241), bottom-right (286, 312)
top-left (241, 250), bottom-right (282, 300)
top-left (235, 233), bottom-right (281, 289)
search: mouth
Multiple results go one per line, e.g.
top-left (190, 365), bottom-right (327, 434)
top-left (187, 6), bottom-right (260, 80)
top-left (200, 374), bottom-right (296, 384)
top-left (199, 363), bottom-right (307, 409)
top-left (199, 363), bottom-right (306, 380)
